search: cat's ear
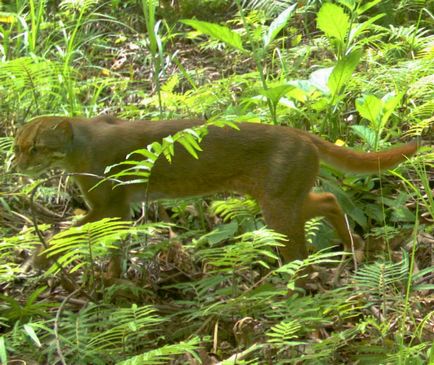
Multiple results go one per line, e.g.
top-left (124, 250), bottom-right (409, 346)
top-left (54, 119), bottom-right (73, 138)
top-left (40, 119), bottom-right (74, 148)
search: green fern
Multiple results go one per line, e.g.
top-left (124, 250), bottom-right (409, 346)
top-left (304, 216), bottom-right (323, 245)
top-left (118, 336), bottom-right (202, 365)
top-left (266, 319), bottom-right (303, 345)
top-left (0, 137), bottom-right (13, 154)
top-left (87, 304), bottom-right (161, 350)
top-left (0, 56), bottom-right (64, 110)
top-left (196, 228), bottom-right (283, 271)
top-left (211, 197), bottom-right (260, 222)
top-left (275, 250), bottom-right (343, 285)
top-left (352, 256), bottom-right (409, 312)
top-left (44, 218), bottom-right (132, 275)
top-left (43, 218), bottom-right (166, 276)
top-left (0, 286), bottom-right (51, 323)
top-left (51, 304), bottom-right (165, 364)
top-left (241, 0), bottom-right (297, 16)
top-left (0, 225), bottom-right (50, 282)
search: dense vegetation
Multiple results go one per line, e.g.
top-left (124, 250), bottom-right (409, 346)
top-left (0, 0), bottom-right (433, 363)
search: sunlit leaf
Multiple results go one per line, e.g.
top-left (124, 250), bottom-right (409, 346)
top-left (23, 324), bottom-right (42, 348)
top-left (0, 337), bottom-right (7, 365)
top-left (348, 14), bottom-right (385, 44)
top-left (356, 94), bottom-right (383, 125)
top-left (181, 19), bottom-right (245, 51)
top-left (381, 92), bottom-right (402, 126)
top-left (263, 4), bottom-right (297, 48)
top-left (328, 50), bottom-right (362, 98)
top-left (351, 124), bottom-right (377, 147)
top-left (309, 67), bottom-right (333, 94)
top-left (317, 3), bottom-right (350, 45)
top-left (259, 84), bottom-right (295, 105)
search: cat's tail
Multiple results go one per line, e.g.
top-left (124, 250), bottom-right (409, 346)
top-left (307, 134), bottom-right (419, 173)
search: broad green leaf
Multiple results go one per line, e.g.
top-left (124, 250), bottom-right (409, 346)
top-left (309, 67), bottom-right (333, 94)
top-left (23, 324), bottom-right (42, 347)
top-left (317, 3), bottom-right (350, 44)
top-left (328, 50), bottom-right (362, 98)
top-left (351, 125), bottom-right (377, 148)
top-left (181, 19), bottom-right (245, 52)
top-left (381, 92), bottom-right (402, 126)
top-left (287, 87), bottom-right (309, 103)
top-left (355, 94), bottom-right (382, 125)
top-left (259, 84), bottom-right (295, 105)
top-left (263, 4), bottom-right (297, 48)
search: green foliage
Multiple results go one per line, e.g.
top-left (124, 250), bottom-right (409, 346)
top-left (197, 228), bottom-right (282, 271)
top-left (317, 3), bottom-right (350, 52)
top-left (355, 92), bottom-right (403, 148)
top-left (182, 2), bottom-right (298, 123)
top-left (44, 218), bottom-right (132, 275)
top-left (0, 287), bottom-right (51, 324)
top-left (141, 0), bottom-right (166, 115)
top-left (353, 256), bottom-right (409, 298)
top-left (0, 56), bottom-right (66, 116)
top-left (118, 336), bottom-right (202, 365)
top-left (304, 217), bottom-right (324, 246)
top-left (317, 0), bottom-right (384, 58)
top-left (213, 196), bottom-right (261, 226)
top-left (0, 225), bottom-right (49, 282)
top-left (266, 319), bottom-right (303, 346)
top-left (52, 304), bottom-right (166, 364)
top-left (181, 19), bottom-right (245, 52)
top-left (262, 3), bottom-right (297, 49)
top-left (0, 0), bottom-right (432, 363)
top-left (328, 49), bottom-right (362, 102)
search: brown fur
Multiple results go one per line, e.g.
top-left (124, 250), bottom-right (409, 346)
top-left (15, 115), bottom-right (418, 267)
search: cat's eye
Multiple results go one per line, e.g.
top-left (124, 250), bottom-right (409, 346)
top-left (29, 146), bottom-right (37, 154)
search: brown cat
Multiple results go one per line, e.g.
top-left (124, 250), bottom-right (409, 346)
top-left (14, 115), bottom-right (418, 269)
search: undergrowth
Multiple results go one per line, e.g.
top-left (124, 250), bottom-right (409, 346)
top-left (0, 0), bottom-right (433, 363)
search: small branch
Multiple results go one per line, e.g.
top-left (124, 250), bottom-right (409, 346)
top-left (54, 288), bottom-right (81, 365)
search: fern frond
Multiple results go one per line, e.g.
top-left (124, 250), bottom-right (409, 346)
top-left (241, 0), bottom-right (295, 16)
top-left (88, 304), bottom-right (161, 350)
top-left (211, 197), bottom-right (260, 222)
top-left (53, 304), bottom-right (164, 363)
top-left (197, 228), bottom-right (283, 271)
top-left (118, 336), bottom-right (202, 365)
top-left (352, 256), bottom-right (409, 301)
top-left (304, 217), bottom-right (323, 245)
top-left (0, 57), bottom-right (63, 94)
top-left (266, 319), bottom-right (303, 345)
top-left (59, 0), bottom-right (99, 12)
top-left (276, 250), bottom-right (343, 277)
top-left (43, 218), bottom-right (163, 274)
top-left (410, 100), bottom-right (434, 119)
